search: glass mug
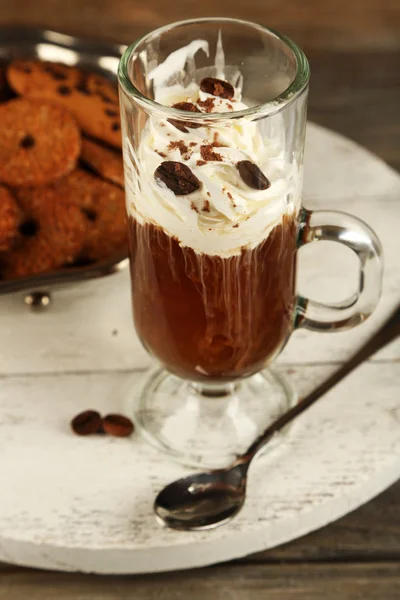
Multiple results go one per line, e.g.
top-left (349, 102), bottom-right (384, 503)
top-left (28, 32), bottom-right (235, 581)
top-left (118, 18), bottom-right (382, 467)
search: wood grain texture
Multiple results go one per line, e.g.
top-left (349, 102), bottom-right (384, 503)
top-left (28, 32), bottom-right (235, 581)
top-left (251, 480), bottom-right (400, 562)
top-left (0, 0), bottom-right (399, 176)
top-left (308, 51), bottom-right (400, 172)
top-left (0, 563), bottom-right (399, 599)
top-left (3, 480), bottom-right (399, 572)
top-left (1, 480), bottom-right (400, 573)
top-left (0, 361), bottom-right (399, 573)
top-left (1, 0), bottom-right (400, 52)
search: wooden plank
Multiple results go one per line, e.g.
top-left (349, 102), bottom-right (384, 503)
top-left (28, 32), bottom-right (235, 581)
top-left (247, 480), bottom-right (400, 562)
top-left (1, 0), bottom-right (400, 53)
top-left (1, 482), bottom-right (398, 571)
top-left (0, 563), bottom-right (399, 599)
top-left (0, 363), bottom-right (399, 573)
top-left (2, 476), bottom-right (398, 571)
top-left (307, 51), bottom-right (400, 172)
top-left (0, 4), bottom-right (399, 171)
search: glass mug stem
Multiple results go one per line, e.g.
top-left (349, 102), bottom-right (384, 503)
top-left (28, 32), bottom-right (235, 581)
top-left (295, 208), bottom-right (383, 332)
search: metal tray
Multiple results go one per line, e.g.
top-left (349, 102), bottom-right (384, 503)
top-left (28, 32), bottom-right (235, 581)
top-left (0, 27), bottom-right (129, 298)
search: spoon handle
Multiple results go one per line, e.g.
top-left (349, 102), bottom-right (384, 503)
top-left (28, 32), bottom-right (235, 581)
top-left (242, 304), bottom-right (400, 462)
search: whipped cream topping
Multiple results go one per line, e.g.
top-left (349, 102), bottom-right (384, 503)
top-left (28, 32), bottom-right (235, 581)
top-left (124, 39), bottom-right (300, 257)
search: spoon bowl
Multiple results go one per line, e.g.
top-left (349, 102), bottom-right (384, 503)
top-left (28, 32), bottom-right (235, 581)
top-left (154, 463), bottom-right (248, 530)
top-left (154, 307), bottom-right (399, 531)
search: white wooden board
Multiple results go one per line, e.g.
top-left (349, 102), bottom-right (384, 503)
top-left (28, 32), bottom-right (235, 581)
top-left (0, 123), bottom-right (399, 574)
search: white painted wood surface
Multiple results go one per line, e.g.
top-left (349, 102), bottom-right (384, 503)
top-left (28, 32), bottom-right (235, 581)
top-left (0, 123), bottom-right (399, 574)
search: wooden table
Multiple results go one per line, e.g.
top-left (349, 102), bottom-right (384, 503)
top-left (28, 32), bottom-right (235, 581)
top-left (0, 0), bottom-right (399, 597)
top-left (1, 483), bottom-right (400, 597)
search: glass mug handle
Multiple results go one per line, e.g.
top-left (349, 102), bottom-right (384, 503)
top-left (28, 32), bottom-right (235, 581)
top-left (295, 208), bottom-right (383, 332)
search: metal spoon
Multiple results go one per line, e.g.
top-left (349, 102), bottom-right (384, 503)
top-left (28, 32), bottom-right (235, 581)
top-left (155, 305), bottom-right (400, 530)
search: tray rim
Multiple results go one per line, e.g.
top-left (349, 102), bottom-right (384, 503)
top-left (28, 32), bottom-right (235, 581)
top-left (0, 26), bottom-right (128, 296)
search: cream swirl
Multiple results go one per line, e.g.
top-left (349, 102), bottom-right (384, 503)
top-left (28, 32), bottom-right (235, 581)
top-left (124, 42), bottom-right (300, 257)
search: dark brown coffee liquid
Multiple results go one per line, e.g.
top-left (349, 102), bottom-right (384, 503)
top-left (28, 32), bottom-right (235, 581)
top-left (128, 215), bottom-right (297, 382)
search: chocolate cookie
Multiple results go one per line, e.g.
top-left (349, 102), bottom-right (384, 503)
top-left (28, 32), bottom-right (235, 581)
top-left (0, 98), bottom-right (81, 187)
top-left (4, 184), bottom-right (88, 279)
top-left (7, 60), bottom-right (121, 149)
top-left (81, 138), bottom-right (124, 188)
top-left (0, 185), bottom-right (23, 252)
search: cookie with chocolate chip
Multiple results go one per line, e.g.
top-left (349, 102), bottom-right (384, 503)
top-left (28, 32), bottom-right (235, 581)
top-left (0, 185), bottom-right (23, 252)
top-left (7, 59), bottom-right (81, 91)
top-left (4, 184), bottom-right (88, 279)
top-left (0, 98), bottom-right (81, 187)
top-left (56, 169), bottom-right (127, 261)
top-left (81, 138), bottom-right (124, 188)
top-left (7, 59), bottom-right (121, 148)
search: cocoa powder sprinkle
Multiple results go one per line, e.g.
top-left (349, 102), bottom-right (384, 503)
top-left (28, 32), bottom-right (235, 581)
top-left (200, 144), bottom-right (222, 162)
top-left (212, 133), bottom-right (224, 147)
top-left (169, 102), bottom-right (201, 131)
top-left (196, 159), bottom-right (207, 166)
top-left (168, 140), bottom-right (189, 156)
top-left (191, 201), bottom-right (199, 213)
top-left (197, 97), bottom-right (216, 113)
top-left (202, 200), bottom-right (211, 213)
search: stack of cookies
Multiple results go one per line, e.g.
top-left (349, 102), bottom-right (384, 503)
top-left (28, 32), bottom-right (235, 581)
top-left (0, 59), bottom-right (127, 281)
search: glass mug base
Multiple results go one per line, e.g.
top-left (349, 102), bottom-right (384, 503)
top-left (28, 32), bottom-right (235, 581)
top-left (130, 367), bottom-right (297, 469)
